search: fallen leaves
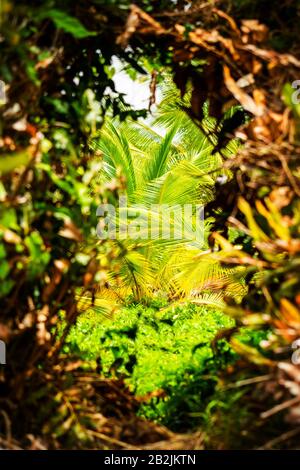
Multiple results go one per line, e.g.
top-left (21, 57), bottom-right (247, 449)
top-left (223, 65), bottom-right (265, 117)
top-left (117, 3), bottom-right (300, 148)
top-left (117, 4), bottom-right (166, 48)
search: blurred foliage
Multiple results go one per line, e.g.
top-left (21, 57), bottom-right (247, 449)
top-left (0, 0), bottom-right (168, 448)
top-left (1, 0), bottom-right (300, 451)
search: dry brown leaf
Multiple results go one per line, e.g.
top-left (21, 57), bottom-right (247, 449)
top-left (116, 6), bottom-right (140, 47)
top-left (241, 19), bottom-right (268, 43)
top-left (278, 362), bottom-right (300, 384)
top-left (117, 4), bottom-right (165, 47)
top-left (240, 44), bottom-right (300, 68)
top-left (54, 259), bottom-right (70, 273)
top-left (3, 228), bottom-right (22, 244)
top-left (212, 8), bottom-right (240, 36)
top-left (59, 220), bottom-right (83, 242)
top-left (223, 65), bottom-right (264, 116)
top-left (280, 299), bottom-right (300, 326)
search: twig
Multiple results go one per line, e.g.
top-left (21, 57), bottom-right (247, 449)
top-left (257, 427), bottom-right (300, 449)
top-left (276, 151), bottom-right (300, 197)
top-left (224, 374), bottom-right (272, 390)
top-left (0, 410), bottom-right (12, 442)
top-left (0, 436), bottom-right (22, 450)
top-left (86, 429), bottom-right (141, 450)
top-left (261, 395), bottom-right (300, 419)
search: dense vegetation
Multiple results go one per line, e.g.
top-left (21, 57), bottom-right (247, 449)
top-left (1, 0), bottom-right (300, 451)
top-left (66, 302), bottom-right (235, 428)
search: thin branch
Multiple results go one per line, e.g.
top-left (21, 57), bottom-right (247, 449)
top-left (258, 427), bottom-right (300, 450)
top-left (87, 429), bottom-right (140, 450)
top-left (261, 395), bottom-right (300, 420)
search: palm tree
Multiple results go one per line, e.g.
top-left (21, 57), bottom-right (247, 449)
top-left (88, 82), bottom-right (244, 305)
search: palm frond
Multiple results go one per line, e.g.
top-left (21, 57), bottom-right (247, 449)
top-left (142, 123), bottom-right (180, 182)
top-left (191, 291), bottom-right (225, 309)
top-left (76, 294), bottom-right (118, 319)
top-left (92, 121), bottom-right (136, 195)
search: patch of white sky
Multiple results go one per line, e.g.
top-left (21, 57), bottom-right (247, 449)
top-left (111, 56), bottom-right (164, 131)
top-left (111, 57), bottom-right (152, 111)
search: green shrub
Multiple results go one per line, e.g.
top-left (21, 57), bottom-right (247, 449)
top-left (66, 301), bottom-right (237, 430)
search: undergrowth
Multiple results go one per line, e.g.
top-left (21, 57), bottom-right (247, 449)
top-left (65, 300), bottom-right (239, 430)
